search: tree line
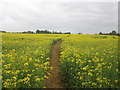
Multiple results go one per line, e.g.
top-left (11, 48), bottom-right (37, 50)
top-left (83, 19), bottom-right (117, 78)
top-left (22, 30), bottom-right (71, 34)
top-left (1, 30), bottom-right (119, 35)
top-left (99, 30), bottom-right (120, 36)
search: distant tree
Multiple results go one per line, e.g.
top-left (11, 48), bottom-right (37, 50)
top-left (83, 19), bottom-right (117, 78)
top-left (60, 31), bottom-right (62, 34)
top-left (0, 31), bottom-right (6, 33)
top-left (78, 33), bottom-right (82, 34)
top-left (36, 30), bottom-right (71, 34)
top-left (22, 31), bottom-right (27, 33)
top-left (22, 31), bottom-right (33, 33)
top-left (104, 33), bottom-right (109, 35)
top-left (64, 32), bottom-right (71, 34)
top-left (52, 31), bottom-right (55, 34)
top-left (36, 30), bottom-right (51, 34)
top-left (99, 32), bottom-right (103, 35)
top-left (44, 30), bottom-right (51, 34)
top-left (27, 31), bottom-right (33, 33)
top-left (98, 30), bottom-right (118, 36)
top-left (36, 30), bottom-right (40, 33)
top-left (110, 30), bottom-right (117, 35)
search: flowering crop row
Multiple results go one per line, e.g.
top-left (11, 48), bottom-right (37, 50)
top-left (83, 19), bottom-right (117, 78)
top-left (2, 33), bottom-right (65, 88)
top-left (60, 34), bottom-right (119, 88)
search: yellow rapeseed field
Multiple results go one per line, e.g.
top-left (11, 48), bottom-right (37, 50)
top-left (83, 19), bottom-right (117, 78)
top-left (2, 33), bottom-right (65, 88)
top-left (1, 33), bottom-right (119, 88)
top-left (60, 34), bottom-right (119, 88)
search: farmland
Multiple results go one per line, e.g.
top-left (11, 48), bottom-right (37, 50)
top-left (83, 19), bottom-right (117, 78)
top-left (2, 33), bottom-right (65, 88)
top-left (60, 34), bottom-right (119, 88)
top-left (1, 33), bottom-right (119, 88)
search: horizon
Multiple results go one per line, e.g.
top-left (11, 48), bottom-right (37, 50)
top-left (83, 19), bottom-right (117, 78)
top-left (0, 29), bottom-right (118, 34)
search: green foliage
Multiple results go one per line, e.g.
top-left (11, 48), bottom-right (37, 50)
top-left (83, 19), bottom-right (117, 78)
top-left (22, 31), bottom-right (34, 33)
top-left (99, 30), bottom-right (119, 36)
top-left (36, 30), bottom-right (51, 34)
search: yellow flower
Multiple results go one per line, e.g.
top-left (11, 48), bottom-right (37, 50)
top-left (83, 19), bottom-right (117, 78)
top-left (96, 77), bottom-right (103, 82)
top-left (91, 48), bottom-right (94, 49)
top-left (115, 80), bottom-right (118, 83)
top-left (80, 76), bottom-right (83, 80)
top-left (35, 78), bottom-right (40, 81)
top-left (34, 63), bottom-right (39, 67)
top-left (71, 60), bottom-right (74, 62)
top-left (12, 49), bottom-right (15, 52)
top-left (96, 52), bottom-right (99, 55)
top-left (32, 70), bottom-right (35, 72)
top-left (13, 76), bottom-right (17, 81)
top-left (27, 74), bottom-right (32, 77)
top-left (88, 72), bottom-right (93, 76)
top-left (100, 85), bottom-right (102, 87)
top-left (116, 69), bottom-right (118, 72)
top-left (0, 76), bottom-right (2, 79)
top-left (83, 65), bottom-right (89, 70)
top-left (83, 67), bottom-right (87, 70)
top-left (2, 60), bottom-right (5, 63)
top-left (12, 82), bottom-right (17, 87)
top-left (82, 82), bottom-right (88, 86)
top-left (43, 86), bottom-right (46, 88)
top-left (46, 58), bottom-right (50, 60)
top-left (5, 70), bottom-right (11, 73)
top-left (50, 67), bottom-right (53, 70)
top-left (96, 77), bottom-right (101, 81)
top-left (24, 77), bottom-right (30, 81)
top-left (35, 59), bottom-right (40, 62)
top-left (24, 63), bottom-right (28, 66)
top-left (44, 75), bottom-right (48, 79)
top-left (6, 79), bottom-right (11, 81)
top-left (29, 58), bottom-right (32, 61)
top-left (88, 60), bottom-right (91, 62)
top-left (92, 82), bottom-right (97, 86)
top-left (77, 72), bottom-right (80, 75)
top-left (4, 64), bottom-right (11, 69)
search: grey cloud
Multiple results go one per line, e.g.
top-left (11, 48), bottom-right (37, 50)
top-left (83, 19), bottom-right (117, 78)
top-left (58, 2), bottom-right (118, 33)
top-left (0, 0), bottom-right (118, 34)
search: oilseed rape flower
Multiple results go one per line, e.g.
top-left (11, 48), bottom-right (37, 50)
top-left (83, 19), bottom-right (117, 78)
top-left (77, 72), bottom-right (80, 75)
top-left (82, 65), bottom-right (89, 70)
top-left (34, 63), bottom-right (39, 67)
top-left (88, 72), bottom-right (93, 76)
top-left (79, 76), bottom-right (83, 80)
top-left (27, 74), bottom-right (32, 77)
top-left (24, 63), bottom-right (28, 66)
top-left (92, 82), bottom-right (97, 86)
top-left (13, 76), bottom-right (17, 81)
top-left (60, 34), bottom-right (119, 88)
top-left (4, 64), bottom-right (11, 69)
top-left (2, 33), bottom-right (66, 88)
top-left (44, 75), bottom-right (48, 79)
top-left (115, 80), bottom-right (118, 83)
top-left (35, 78), bottom-right (41, 82)
top-left (2, 33), bottom-right (119, 88)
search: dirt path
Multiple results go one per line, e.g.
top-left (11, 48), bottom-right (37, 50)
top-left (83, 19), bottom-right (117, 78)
top-left (45, 40), bottom-right (64, 88)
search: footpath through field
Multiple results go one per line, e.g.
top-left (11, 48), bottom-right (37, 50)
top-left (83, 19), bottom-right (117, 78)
top-left (45, 40), bottom-right (65, 88)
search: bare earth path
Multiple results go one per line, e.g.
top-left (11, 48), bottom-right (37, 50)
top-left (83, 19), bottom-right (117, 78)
top-left (45, 40), bottom-right (65, 88)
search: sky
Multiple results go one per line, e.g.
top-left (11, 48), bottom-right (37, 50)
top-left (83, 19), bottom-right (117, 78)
top-left (0, 0), bottom-right (119, 34)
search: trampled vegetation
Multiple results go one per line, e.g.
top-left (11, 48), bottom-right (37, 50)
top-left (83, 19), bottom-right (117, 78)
top-left (1, 33), bottom-right (119, 88)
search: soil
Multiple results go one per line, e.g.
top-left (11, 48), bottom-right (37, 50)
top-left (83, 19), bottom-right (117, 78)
top-left (45, 40), bottom-right (65, 88)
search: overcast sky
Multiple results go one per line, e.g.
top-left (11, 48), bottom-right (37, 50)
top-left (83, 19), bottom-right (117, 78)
top-left (0, 0), bottom-right (118, 34)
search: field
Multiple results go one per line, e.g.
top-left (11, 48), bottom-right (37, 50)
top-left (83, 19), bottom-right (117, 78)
top-left (60, 35), bottom-right (119, 88)
top-left (1, 33), bottom-right (119, 88)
